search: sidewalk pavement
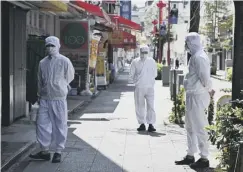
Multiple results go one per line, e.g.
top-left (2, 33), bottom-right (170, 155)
top-left (211, 70), bottom-right (228, 81)
top-left (6, 67), bottom-right (220, 172)
top-left (1, 95), bottom-right (92, 171)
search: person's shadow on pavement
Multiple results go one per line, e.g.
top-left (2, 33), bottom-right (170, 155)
top-left (137, 131), bottom-right (166, 137)
top-left (190, 167), bottom-right (215, 172)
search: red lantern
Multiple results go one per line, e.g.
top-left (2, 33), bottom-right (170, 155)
top-left (156, 1), bottom-right (166, 9)
top-left (152, 19), bottom-right (158, 25)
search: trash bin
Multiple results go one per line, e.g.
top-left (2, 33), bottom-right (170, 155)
top-left (162, 66), bottom-right (170, 86)
top-left (176, 74), bottom-right (185, 94)
top-left (170, 69), bottom-right (183, 100)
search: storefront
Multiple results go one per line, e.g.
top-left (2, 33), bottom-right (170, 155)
top-left (108, 29), bottom-right (137, 74)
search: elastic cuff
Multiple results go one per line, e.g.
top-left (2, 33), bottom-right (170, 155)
top-left (56, 149), bottom-right (63, 154)
top-left (187, 153), bottom-right (194, 157)
top-left (41, 147), bottom-right (49, 151)
top-left (201, 155), bottom-right (208, 159)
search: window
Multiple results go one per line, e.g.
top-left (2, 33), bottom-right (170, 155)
top-left (34, 12), bottom-right (37, 27)
top-left (29, 12), bottom-right (32, 26)
top-left (39, 14), bottom-right (44, 29)
top-left (108, 4), bottom-right (115, 14)
top-left (101, 2), bottom-right (115, 14)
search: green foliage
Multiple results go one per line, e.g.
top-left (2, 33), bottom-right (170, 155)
top-left (207, 96), bottom-right (215, 125)
top-left (220, 88), bottom-right (232, 93)
top-left (202, 1), bottom-right (233, 50)
top-left (207, 103), bottom-right (243, 170)
top-left (159, 32), bottom-right (174, 44)
top-left (169, 87), bottom-right (185, 124)
top-left (226, 67), bottom-right (232, 82)
top-left (155, 63), bottom-right (163, 80)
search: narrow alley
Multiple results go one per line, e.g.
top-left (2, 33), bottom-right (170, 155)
top-left (5, 67), bottom-right (221, 172)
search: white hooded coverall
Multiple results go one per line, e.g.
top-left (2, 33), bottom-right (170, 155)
top-left (130, 46), bottom-right (157, 124)
top-left (183, 33), bottom-right (212, 159)
top-left (37, 36), bottom-right (75, 153)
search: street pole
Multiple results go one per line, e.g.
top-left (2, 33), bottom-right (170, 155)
top-left (167, 0), bottom-right (171, 66)
top-left (157, 1), bottom-right (166, 63)
top-left (158, 4), bottom-right (162, 63)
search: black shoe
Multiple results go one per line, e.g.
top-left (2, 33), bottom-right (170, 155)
top-left (29, 151), bottom-right (51, 161)
top-left (148, 124), bottom-right (156, 132)
top-left (137, 124), bottom-right (146, 131)
top-left (175, 155), bottom-right (195, 165)
top-left (52, 153), bottom-right (61, 163)
top-left (190, 158), bottom-right (210, 169)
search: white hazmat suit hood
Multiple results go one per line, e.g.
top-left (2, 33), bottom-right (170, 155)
top-left (140, 45), bottom-right (149, 60)
top-left (45, 36), bottom-right (61, 56)
top-left (185, 32), bottom-right (203, 56)
top-left (183, 32), bottom-right (212, 159)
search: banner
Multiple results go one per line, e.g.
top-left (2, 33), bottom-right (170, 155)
top-left (169, 4), bottom-right (178, 24)
top-left (120, 0), bottom-right (131, 20)
top-left (97, 43), bottom-right (107, 76)
top-left (89, 35), bottom-right (101, 68)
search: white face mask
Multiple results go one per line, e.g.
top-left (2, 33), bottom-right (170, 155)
top-left (140, 52), bottom-right (148, 59)
top-left (46, 47), bottom-right (58, 56)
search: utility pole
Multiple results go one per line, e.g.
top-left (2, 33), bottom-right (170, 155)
top-left (212, 0), bottom-right (218, 70)
top-left (157, 1), bottom-right (166, 63)
top-left (167, 0), bottom-right (171, 66)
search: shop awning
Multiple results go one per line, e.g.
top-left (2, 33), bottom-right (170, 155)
top-left (109, 15), bottom-right (142, 31)
top-left (27, 1), bottom-right (68, 12)
top-left (108, 30), bottom-right (136, 49)
top-left (74, 1), bottom-right (105, 18)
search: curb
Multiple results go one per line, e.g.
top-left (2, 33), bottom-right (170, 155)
top-left (1, 141), bottom-right (36, 172)
top-left (211, 75), bottom-right (229, 82)
top-left (68, 100), bottom-right (86, 115)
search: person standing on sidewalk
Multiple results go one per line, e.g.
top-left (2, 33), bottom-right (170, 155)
top-left (175, 32), bottom-right (215, 169)
top-left (29, 36), bottom-right (75, 163)
top-left (129, 45), bottom-right (157, 132)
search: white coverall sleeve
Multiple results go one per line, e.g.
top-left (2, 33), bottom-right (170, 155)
top-left (195, 57), bottom-right (212, 92)
top-left (37, 64), bottom-right (42, 96)
top-left (129, 60), bottom-right (136, 82)
top-left (65, 59), bottom-right (75, 84)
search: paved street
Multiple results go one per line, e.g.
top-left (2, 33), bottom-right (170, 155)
top-left (6, 68), bottom-right (230, 172)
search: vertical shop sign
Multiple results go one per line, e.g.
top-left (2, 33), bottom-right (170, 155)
top-left (120, 0), bottom-right (131, 20)
top-left (96, 43), bottom-right (107, 76)
top-left (89, 35), bottom-right (101, 68)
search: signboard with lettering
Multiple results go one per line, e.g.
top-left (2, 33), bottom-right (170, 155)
top-left (60, 21), bottom-right (89, 53)
top-left (108, 30), bottom-right (124, 46)
top-left (120, 0), bottom-right (131, 20)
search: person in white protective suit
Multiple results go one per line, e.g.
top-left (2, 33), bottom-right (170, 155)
top-left (175, 32), bottom-right (215, 169)
top-left (130, 45), bottom-right (157, 132)
top-left (29, 36), bottom-right (75, 163)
